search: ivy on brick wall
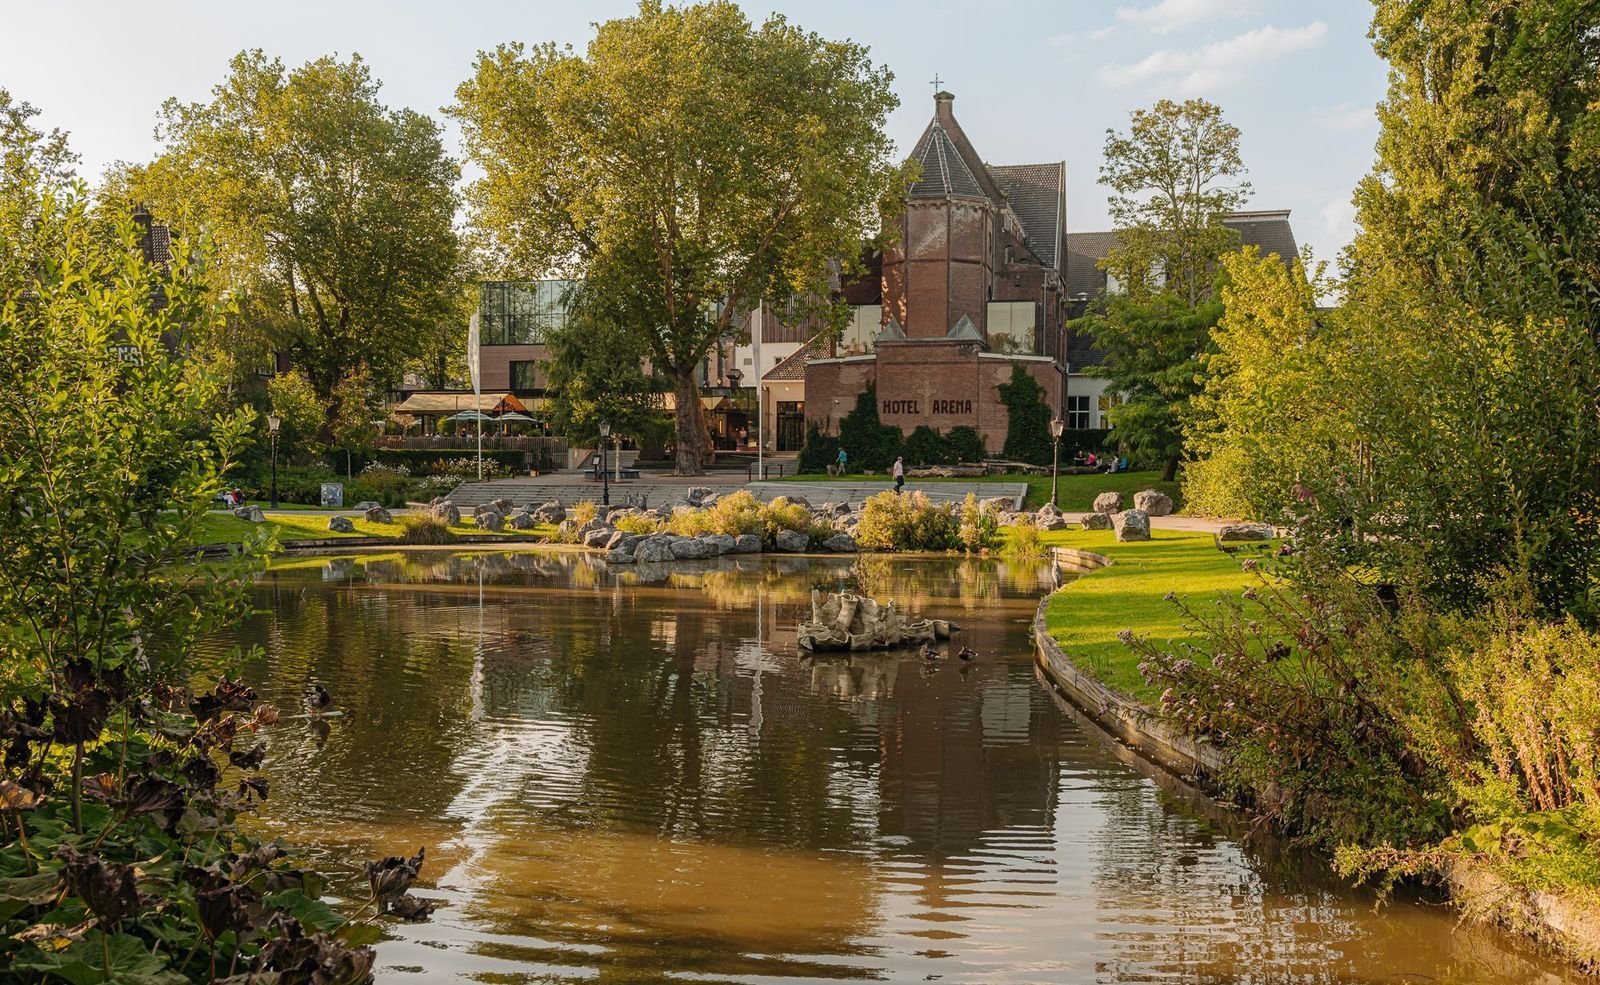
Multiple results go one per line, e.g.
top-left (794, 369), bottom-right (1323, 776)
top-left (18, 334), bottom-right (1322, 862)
top-left (998, 364), bottom-right (1053, 466)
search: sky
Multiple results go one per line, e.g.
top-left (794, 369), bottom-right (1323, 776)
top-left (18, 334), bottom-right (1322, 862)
top-left (2, 0), bottom-right (1387, 266)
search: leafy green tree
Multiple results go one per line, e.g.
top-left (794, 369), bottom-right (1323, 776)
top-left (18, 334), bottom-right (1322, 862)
top-left (1100, 98), bottom-right (1250, 306)
top-left (541, 288), bottom-right (669, 446)
top-left (329, 366), bottom-right (382, 481)
top-left (998, 365), bottom-right (1052, 467)
top-left (126, 50), bottom-right (462, 402)
top-left (266, 368), bottom-right (325, 462)
top-left (452, 1), bottom-right (906, 474)
top-left (1, 88), bottom-right (76, 194)
top-left (1078, 98), bottom-right (1250, 480)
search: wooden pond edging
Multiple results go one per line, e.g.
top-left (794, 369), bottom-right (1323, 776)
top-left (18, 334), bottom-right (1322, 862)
top-left (1034, 543), bottom-right (1600, 972)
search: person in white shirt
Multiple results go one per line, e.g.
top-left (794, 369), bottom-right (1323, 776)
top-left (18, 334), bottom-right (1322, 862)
top-left (892, 456), bottom-right (905, 493)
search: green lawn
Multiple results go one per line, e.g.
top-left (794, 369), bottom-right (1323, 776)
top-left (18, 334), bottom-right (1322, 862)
top-left (1036, 527), bottom-right (1273, 704)
top-left (194, 512), bottom-right (555, 548)
top-left (775, 470), bottom-right (1180, 512)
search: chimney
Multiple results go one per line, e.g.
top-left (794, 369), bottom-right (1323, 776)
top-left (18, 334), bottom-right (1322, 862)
top-left (934, 90), bottom-right (955, 123)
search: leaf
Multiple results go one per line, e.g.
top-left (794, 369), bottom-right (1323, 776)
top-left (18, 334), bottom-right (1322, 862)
top-left (337, 921), bottom-right (383, 947)
top-left (0, 870), bottom-right (63, 921)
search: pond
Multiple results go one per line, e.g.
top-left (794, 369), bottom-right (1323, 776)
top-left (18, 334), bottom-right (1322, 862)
top-left (199, 549), bottom-right (1582, 984)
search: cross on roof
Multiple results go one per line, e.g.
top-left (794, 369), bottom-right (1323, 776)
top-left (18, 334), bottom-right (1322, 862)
top-left (930, 73), bottom-right (943, 90)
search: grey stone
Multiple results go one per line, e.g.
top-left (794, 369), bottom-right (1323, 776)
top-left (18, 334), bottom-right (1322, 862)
top-left (232, 505), bottom-right (265, 523)
top-left (363, 506), bottom-right (392, 524)
top-left (822, 533), bottom-right (858, 553)
top-left (1037, 501), bottom-right (1063, 518)
top-left (685, 486), bottom-right (713, 506)
top-left (702, 533), bottom-right (737, 555)
top-left (732, 534), bottom-right (763, 554)
top-left (979, 495), bottom-right (1014, 513)
top-left (1219, 522), bottom-right (1275, 541)
top-left (1036, 514), bottom-right (1070, 531)
top-left (491, 498), bottom-right (514, 514)
top-left (582, 525), bottom-right (616, 548)
top-left (476, 511), bottom-right (506, 532)
top-left (1113, 509), bottom-right (1151, 542)
top-left (605, 549), bottom-right (637, 564)
top-left (779, 495), bottom-right (812, 510)
top-left (1081, 512), bottom-right (1114, 530)
top-left (429, 503), bottom-right (460, 525)
top-left (775, 529), bottom-right (810, 552)
top-left (634, 537), bottom-right (675, 563)
top-left (474, 502), bottom-right (504, 517)
top-left (1093, 491), bottom-right (1125, 514)
top-left (506, 510), bottom-right (534, 530)
top-left (532, 501), bottom-right (565, 523)
top-left (604, 530), bottom-right (631, 551)
top-left (1133, 489), bottom-right (1175, 517)
top-left (576, 519), bottom-right (608, 539)
top-left (670, 537), bottom-right (715, 560)
top-left (327, 515), bottom-right (356, 533)
top-left (353, 500), bottom-right (380, 511)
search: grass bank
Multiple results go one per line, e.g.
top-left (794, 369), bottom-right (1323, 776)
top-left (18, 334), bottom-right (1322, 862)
top-left (194, 511), bottom-right (556, 548)
top-left (774, 470), bottom-right (1181, 512)
top-left (1035, 528), bottom-right (1271, 703)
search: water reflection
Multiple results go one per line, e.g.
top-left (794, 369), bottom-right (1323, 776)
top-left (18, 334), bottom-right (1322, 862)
top-left (200, 550), bottom-right (1581, 984)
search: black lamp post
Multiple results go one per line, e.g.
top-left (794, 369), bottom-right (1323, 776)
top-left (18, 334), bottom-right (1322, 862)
top-left (267, 411), bottom-right (282, 510)
top-left (599, 420), bottom-right (611, 507)
top-left (1049, 416), bottom-right (1065, 507)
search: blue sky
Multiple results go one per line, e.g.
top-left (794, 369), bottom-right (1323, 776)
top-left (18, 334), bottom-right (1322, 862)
top-left (3, 0), bottom-right (1385, 265)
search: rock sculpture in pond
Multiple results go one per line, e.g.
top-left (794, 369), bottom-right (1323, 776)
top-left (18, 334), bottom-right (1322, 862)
top-left (797, 591), bottom-right (957, 652)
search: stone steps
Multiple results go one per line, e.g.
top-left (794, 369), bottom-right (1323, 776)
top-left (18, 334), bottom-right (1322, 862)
top-left (744, 481), bottom-right (1029, 510)
top-left (441, 479), bottom-right (697, 509)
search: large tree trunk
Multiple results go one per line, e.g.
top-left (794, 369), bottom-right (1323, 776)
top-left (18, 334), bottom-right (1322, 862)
top-left (672, 365), bottom-right (712, 476)
top-left (1162, 453), bottom-right (1180, 483)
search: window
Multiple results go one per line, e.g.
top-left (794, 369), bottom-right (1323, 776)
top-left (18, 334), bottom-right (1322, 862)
top-left (479, 280), bottom-right (576, 345)
top-left (1066, 395), bottom-right (1090, 430)
top-left (1097, 393), bottom-right (1122, 429)
top-left (839, 305), bottom-right (882, 355)
top-left (985, 301), bottom-right (1036, 354)
top-left (509, 361), bottom-right (541, 395)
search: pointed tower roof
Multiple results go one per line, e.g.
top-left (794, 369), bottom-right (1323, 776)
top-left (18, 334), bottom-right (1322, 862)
top-left (907, 92), bottom-right (993, 201)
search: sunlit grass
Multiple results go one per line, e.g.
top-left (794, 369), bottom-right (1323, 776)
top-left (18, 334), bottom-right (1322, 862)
top-left (194, 511), bottom-right (557, 548)
top-left (774, 470), bottom-right (1181, 512)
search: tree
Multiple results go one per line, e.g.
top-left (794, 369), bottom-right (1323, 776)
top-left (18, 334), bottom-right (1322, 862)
top-left (265, 368), bottom-right (325, 462)
top-left (541, 287), bottom-right (669, 446)
top-left (1100, 98), bottom-right (1250, 307)
top-left (453, 1), bottom-right (905, 474)
top-left (329, 366), bottom-right (382, 480)
top-left (126, 51), bottom-right (462, 403)
top-left (998, 365), bottom-right (1052, 466)
top-left (1079, 98), bottom-right (1251, 480)
top-left (1, 88), bottom-right (76, 194)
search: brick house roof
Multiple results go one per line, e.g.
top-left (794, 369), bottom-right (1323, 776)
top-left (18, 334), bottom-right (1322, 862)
top-left (765, 334), bottom-right (828, 381)
top-left (990, 163), bottom-right (1065, 270)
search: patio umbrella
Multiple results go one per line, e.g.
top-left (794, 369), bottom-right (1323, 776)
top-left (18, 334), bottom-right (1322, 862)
top-left (494, 410), bottom-right (536, 435)
top-left (446, 410), bottom-right (495, 422)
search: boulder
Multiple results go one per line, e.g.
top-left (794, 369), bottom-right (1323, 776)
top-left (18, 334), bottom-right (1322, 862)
top-left (1218, 522), bottom-right (1275, 542)
top-left (670, 537), bottom-right (716, 560)
top-left (603, 530), bottom-right (632, 551)
top-left (1133, 489), bottom-right (1175, 517)
top-left (532, 501), bottom-right (565, 523)
top-left (476, 511), bottom-right (506, 533)
top-left (352, 500), bottom-right (380, 511)
top-left (699, 494), bottom-right (720, 509)
top-left (1080, 512), bottom-right (1114, 530)
top-left (732, 534), bottom-right (763, 554)
top-left (822, 533), bottom-right (859, 553)
top-left (685, 486), bottom-right (714, 506)
top-left (363, 506), bottom-right (392, 524)
top-left (979, 496), bottom-right (1014, 513)
top-left (605, 549), bottom-right (637, 564)
top-left (582, 525), bottom-right (616, 548)
top-left (702, 533), bottom-right (737, 555)
top-left (429, 503), bottom-right (460, 525)
top-left (327, 515), bottom-right (356, 533)
top-left (634, 537), bottom-right (676, 563)
top-left (232, 505), bottom-right (265, 523)
top-left (779, 495), bottom-right (812, 510)
top-left (1037, 501), bottom-right (1064, 518)
top-left (1093, 491), bottom-right (1124, 514)
top-left (491, 498), bottom-right (515, 514)
top-left (1112, 509), bottom-right (1151, 542)
top-left (576, 519), bottom-right (608, 539)
top-left (775, 529), bottom-right (810, 552)
top-left (506, 510), bottom-right (534, 530)
top-left (1036, 514), bottom-right (1070, 532)
top-left (474, 502), bottom-right (503, 517)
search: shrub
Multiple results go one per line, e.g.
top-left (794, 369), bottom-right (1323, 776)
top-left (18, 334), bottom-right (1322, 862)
top-left (761, 496), bottom-right (815, 545)
top-left (796, 422), bottom-right (840, 474)
top-left (399, 513), bottom-right (459, 544)
top-left (666, 490), bottom-right (816, 547)
top-left (855, 491), bottom-right (960, 551)
top-left (570, 500), bottom-right (599, 527)
top-left (838, 384), bottom-right (902, 471)
top-left (959, 492), bottom-right (1002, 553)
top-left (614, 512), bottom-right (663, 535)
top-left (1004, 517), bottom-right (1043, 558)
top-left (998, 364), bottom-right (1052, 465)
top-left (945, 425), bottom-right (987, 464)
top-left (902, 425), bottom-right (952, 467)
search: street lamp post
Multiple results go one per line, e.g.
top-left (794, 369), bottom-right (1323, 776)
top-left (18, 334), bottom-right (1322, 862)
top-left (599, 421), bottom-right (611, 507)
top-left (266, 411), bottom-right (282, 510)
top-left (1049, 416), bottom-right (1065, 508)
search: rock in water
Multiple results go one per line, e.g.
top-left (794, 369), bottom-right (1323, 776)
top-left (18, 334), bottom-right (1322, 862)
top-left (1112, 509), bottom-right (1151, 542)
top-left (732, 534), bottom-right (763, 554)
top-left (775, 529), bottom-right (810, 552)
top-left (797, 590), bottom-right (957, 652)
top-left (1132, 489), bottom-right (1174, 516)
top-left (822, 533), bottom-right (858, 553)
top-left (1092, 491), bottom-right (1124, 514)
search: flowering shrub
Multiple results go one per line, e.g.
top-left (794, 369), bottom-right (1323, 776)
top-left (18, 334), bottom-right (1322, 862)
top-left (854, 491), bottom-right (960, 551)
top-left (959, 493), bottom-right (1002, 553)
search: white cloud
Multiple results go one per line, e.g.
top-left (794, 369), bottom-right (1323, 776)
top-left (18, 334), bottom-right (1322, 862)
top-left (1320, 194), bottom-right (1355, 244)
top-left (1097, 21), bottom-right (1329, 94)
top-left (1320, 100), bottom-right (1377, 132)
top-left (1115, 0), bottom-right (1256, 34)
top-left (1089, 25), bottom-right (1120, 42)
top-left (1046, 33), bottom-right (1075, 49)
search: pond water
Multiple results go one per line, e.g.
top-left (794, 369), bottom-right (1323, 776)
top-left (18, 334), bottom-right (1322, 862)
top-left (200, 549), bottom-right (1582, 984)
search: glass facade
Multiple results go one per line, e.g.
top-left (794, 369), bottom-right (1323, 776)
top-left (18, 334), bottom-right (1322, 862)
top-left (479, 280), bottom-right (577, 345)
top-left (509, 360), bottom-right (541, 395)
top-left (986, 301), bottom-right (1036, 355)
top-left (838, 305), bottom-right (882, 356)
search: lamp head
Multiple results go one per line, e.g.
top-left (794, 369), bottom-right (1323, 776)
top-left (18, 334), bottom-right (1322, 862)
top-left (266, 412), bottom-right (282, 434)
top-left (599, 421), bottom-right (611, 438)
top-left (1050, 417), bottom-right (1065, 438)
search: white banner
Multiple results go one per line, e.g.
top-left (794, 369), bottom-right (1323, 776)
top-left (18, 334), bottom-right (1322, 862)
top-left (467, 312), bottom-right (481, 397)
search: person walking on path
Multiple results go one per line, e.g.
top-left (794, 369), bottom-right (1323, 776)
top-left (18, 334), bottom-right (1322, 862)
top-left (833, 447), bottom-right (848, 477)
top-left (892, 456), bottom-right (905, 493)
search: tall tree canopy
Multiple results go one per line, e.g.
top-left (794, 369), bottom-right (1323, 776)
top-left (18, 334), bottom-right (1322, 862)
top-left (541, 287), bottom-right (670, 446)
top-left (118, 51), bottom-right (462, 406)
top-left (1076, 98), bottom-right (1250, 480)
top-left (452, 0), bottom-right (905, 474)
